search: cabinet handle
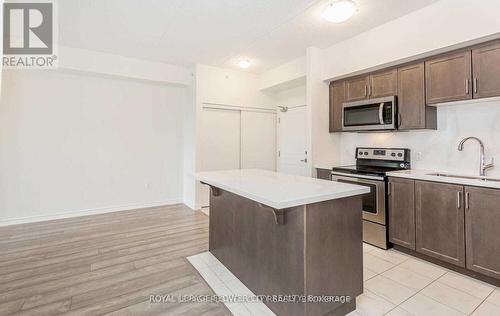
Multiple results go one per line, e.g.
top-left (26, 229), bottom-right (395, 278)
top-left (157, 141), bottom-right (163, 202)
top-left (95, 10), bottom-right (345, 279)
top-left (465, 192), bottom-right (470, 210)
top-left (457, 191), bottom-right (462, 209)
top-left (465, 79), bottom-right (470, 95)
top-left (473, 78), bottom-right (478, 94)
top-left (364, 85), bottom-right (368, 97)
top-left (388, 182), bottom-right (392, 196)
top-left (368, 85), bottom-right (372, 97)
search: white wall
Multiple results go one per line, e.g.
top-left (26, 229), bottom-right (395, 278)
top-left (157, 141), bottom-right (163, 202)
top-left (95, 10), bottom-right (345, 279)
top-left (182, 67), bottom-right (197, 210)
top-left (309, 0), bottom-right (500, 173)
top-left (273, 84), bottom-right (306, 108)
top-left (0, 70), bottom-right (187, 225)
top-left (195, 64), bottom-right (275, 109)
top-left (307, 47), bottom-right (341, 171)
top-left (259, 56), bottom-right (306, 91)
top-left (187, 64), bottom-right (277, 209)
top-left (322, 0), bottom-right (500, 81)
top-left (0, 0), bottom-right (3, 98)
top-left (59, 46), bottom-right (192, 86)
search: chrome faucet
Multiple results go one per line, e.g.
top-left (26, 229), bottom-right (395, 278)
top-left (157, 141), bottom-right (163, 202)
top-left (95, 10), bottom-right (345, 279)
top-left (457, 137), bottom-right (494, 176)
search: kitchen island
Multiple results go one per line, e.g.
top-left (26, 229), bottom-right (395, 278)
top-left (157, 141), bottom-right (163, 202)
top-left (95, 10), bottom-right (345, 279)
top-left (197, 169), bottom-right (369, 316)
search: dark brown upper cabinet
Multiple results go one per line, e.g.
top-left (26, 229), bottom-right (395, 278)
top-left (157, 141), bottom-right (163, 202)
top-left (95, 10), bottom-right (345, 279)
top-left (344, 76), bottom-right (370, 102)
top-left (329, 40), bottom-right (500, 133)
top-left (415, 180), bottom-right (466, 268)
top-left (370, 69), bottom-right (398, 98)
top-left (472, 41), bottom-right (500, 99)
top-left (345, 71), bottom-right (398, 102)
top-left (397, 62), bottom-right (436, 130)
top-left (388, 177), bottom-right (415, 250)
top-left (329, 81), bottom-right (345, 132)
top-left (425, 51), bottom-right (472, 104)
top-left (465, 186), bottom-right (500, 280)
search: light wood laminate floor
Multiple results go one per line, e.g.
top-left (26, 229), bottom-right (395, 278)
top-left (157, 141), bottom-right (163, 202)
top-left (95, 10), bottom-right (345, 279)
top-left (0, 205), bottom-right (230, 316)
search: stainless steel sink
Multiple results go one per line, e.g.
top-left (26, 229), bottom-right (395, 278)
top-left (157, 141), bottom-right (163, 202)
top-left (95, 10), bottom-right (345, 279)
top-left (426, 172), bottom-right (500, 182)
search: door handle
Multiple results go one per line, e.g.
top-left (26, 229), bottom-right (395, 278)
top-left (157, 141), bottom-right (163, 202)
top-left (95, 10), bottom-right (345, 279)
top-left (300, 158), bottom-right (308, 163)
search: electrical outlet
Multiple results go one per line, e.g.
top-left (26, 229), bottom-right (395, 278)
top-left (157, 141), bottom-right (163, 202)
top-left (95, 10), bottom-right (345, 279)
top-left (416, 152), bottom-right (422, 161)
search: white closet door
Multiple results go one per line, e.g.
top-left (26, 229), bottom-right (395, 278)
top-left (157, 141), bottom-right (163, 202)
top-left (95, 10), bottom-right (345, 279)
top-left (241, 111), bottom-right (276, 170)
top-left (198, 107), bottom-right (241, 207)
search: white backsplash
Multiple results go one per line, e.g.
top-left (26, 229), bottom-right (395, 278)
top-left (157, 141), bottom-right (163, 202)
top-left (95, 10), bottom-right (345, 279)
top-left (339, 99), bottom-right (500, 177)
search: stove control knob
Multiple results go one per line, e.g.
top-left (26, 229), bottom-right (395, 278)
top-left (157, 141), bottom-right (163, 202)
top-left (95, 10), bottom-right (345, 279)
top-left (364, 152), bottom-right (369, 155)
top-left (391, 153), bottom-right (396, 157)
top-left (397, 153), bottom-right (403, 157)
top-left (359, 152), bottom-right (363, 155)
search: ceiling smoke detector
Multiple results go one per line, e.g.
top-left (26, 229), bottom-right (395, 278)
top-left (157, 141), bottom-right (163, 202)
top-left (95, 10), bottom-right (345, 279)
top-left (322, 0), bottom-right (357, 23)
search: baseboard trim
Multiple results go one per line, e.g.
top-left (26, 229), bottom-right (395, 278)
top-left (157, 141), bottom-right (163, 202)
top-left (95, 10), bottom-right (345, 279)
top-left (0, 199), bottom-right (183, 227)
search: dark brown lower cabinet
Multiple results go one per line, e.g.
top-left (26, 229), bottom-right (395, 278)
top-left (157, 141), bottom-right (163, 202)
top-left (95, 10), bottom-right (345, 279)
top-left (316, 169), bottom-right (331, 180)
top-left (415, 181), bottom-right (466, 267)
top-left (465, 186), bottom-right (500, 279)
top-left (388, 177), bottom-right (415, 249)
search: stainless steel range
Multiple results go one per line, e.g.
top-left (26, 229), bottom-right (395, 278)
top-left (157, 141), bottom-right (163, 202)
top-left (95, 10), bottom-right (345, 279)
top-left (331, 147), bottom-right (411, 249)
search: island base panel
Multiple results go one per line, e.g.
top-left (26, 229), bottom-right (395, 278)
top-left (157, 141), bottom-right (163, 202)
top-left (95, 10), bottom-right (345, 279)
top-left (208, 188), bottom-right (363, 316)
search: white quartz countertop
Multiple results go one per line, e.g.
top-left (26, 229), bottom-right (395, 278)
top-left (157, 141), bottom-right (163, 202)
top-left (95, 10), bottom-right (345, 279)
top-left (196, 169), bottom-right (370, 209)
top-left (314, 163), bottom-right (336, 170)
top-left (387, 169), bottom-right (500, 190)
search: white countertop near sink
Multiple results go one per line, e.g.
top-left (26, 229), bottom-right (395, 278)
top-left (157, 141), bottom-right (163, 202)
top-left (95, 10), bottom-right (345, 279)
top-left (197, 169), bottom-right (370, 209)
top-left (387, 169), bottom-right (500, 190)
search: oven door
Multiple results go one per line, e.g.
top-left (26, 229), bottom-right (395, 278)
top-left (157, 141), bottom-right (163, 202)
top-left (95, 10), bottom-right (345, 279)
top-left (331, 173), bottom-right (386, 225)
top-left (342, 96), bottom-right (396, 131)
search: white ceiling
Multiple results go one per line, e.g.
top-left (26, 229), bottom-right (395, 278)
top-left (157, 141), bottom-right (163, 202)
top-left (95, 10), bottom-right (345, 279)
top-left (59, 0), bottom-right (439, 73)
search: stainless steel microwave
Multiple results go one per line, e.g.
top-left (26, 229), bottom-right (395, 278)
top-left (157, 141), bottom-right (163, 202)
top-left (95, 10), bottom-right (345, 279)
top-left (342, 96), bottom-right (397, 131)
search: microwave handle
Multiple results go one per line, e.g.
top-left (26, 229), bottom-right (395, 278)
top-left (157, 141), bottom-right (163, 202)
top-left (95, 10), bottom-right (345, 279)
top-left (379, 103), bottom-right (384, 124)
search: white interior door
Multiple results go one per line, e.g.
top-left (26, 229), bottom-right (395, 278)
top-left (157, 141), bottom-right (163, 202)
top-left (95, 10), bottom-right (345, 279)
top-left (277, 106), bottom-right (309, 176)
top-left (241, 111), bottom-right (276, 170)
top-left (198, 107), bottom-right (241, 208)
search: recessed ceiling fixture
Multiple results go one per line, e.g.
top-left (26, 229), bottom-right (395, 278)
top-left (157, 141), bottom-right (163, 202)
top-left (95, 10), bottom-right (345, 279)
top-left (321, 0), bottom-right (357, 23)
top-left (238, 60), bottom-right (251, 69)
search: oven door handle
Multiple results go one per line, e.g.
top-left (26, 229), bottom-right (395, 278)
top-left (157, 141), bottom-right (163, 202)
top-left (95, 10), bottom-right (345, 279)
top-left (331, 174), bottom-right (383, 186)
top-left (332, 173), bottom-right (387, 226)
top-left (379, 103), bottom-right (385, 125)
top-left (331, 171), bottom-right (384, 182)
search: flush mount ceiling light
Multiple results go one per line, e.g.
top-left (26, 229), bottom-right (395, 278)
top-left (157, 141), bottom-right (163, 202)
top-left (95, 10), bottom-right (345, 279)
top-left (238, 60), bottom-right (251, 69)
top-left (321, 0), bottom-right (357, 23)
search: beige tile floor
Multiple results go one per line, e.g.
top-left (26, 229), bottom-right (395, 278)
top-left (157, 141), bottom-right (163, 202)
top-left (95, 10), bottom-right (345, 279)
top-left (189, 243), bottom-right (500, 316)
